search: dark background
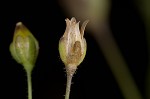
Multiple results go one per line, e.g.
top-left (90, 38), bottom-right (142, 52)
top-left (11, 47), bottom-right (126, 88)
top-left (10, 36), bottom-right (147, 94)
top-left (0, 0), bottom-right (147, 99)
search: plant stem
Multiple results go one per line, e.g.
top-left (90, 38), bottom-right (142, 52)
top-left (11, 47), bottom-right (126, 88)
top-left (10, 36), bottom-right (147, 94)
top-left (92, 24), bottom-right (143, 99)
top-left (27, 71), bottom-right (32, 99)
top-left (65, 73), bottom-right (73, 99)
top-left (65, 65), bottom-right (76, 99)
top-left (145, 23), bottom-right (150, 99)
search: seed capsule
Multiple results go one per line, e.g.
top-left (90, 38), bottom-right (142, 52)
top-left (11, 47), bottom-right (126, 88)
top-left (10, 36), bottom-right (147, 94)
top-left (10, 22), bottom-right (39, 72)
top-left (59, 17), bottom-right (88, 68)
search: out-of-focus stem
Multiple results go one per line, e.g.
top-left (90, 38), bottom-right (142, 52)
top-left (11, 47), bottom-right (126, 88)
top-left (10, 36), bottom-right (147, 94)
top-left (133, 0), bottom-right (150, 98)
top-left (144, 3), bottom-right (150, 98)
top-left (145, 22), bottom-right (150, 99)
top-left (136, 0), bottom-right (150, 98)
top-left (91, 23), bottom-right (143, 99)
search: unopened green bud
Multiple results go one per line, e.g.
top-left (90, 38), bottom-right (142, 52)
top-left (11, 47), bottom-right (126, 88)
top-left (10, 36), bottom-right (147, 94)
top-left (10, 22), bottom-right (39, 72)
top-left (59, 17), bottom-right (88, 68)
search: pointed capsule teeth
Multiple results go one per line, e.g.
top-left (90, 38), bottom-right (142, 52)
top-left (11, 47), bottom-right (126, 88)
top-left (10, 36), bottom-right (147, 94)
top-left (71, 17), bottom-right (76, 23)
top-left (80, 20), bottom-right (89, 38)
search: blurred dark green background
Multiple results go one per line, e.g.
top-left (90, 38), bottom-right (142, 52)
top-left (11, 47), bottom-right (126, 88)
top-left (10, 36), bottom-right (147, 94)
top-left (0, 0), bottom-right (147, 99)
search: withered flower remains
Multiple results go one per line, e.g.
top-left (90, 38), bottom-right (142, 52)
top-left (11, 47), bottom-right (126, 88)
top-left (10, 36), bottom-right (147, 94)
top-left (59, 17), bottom-right (89, 99)
top-left (59, 17), bottom-right (88, 70)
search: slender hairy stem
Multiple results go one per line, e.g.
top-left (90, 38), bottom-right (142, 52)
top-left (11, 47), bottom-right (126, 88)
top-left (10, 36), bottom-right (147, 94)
top-left (65, 65), bottom-right (76, 99)
top-left (65, 73), bottom-right (73, 99)
top-left (27, 71), bottom-right (32, 99)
